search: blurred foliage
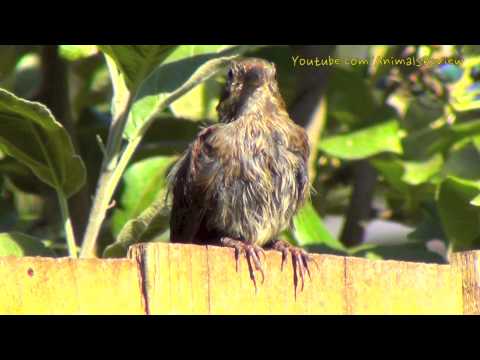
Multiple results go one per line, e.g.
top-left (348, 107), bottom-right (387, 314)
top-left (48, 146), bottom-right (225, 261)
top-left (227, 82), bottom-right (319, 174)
top-left (1, 45), bottom-right (480, 263)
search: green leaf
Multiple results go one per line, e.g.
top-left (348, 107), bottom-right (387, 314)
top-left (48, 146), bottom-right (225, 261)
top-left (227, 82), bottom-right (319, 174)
top-left (402, 118), bottom-right (480, 160)
top-left (407, 202), bottom-right (446, 243)
top-left (470, 193), bottom-right (480, 206)
top-left (372, 154), bottom-right (442, 190)
top-left (401, 154), bottom-right (443, 185)
top-left (59, 45), bottom-right (98, 61)
top-left (349, 242), bottom-right (445, 263)
top-left (0, 232), bottom-right (54, 257)
top-left (104, 199), bottom-right (169, 258)
top-left (124, 46), bottom-right (253, 140)
top-left (450, 55), bottom-right (480, 111)
top-left (292, 202), bottom-right (345, 252)
top-left (169, 76), bottom-right (223, 121)
top-left (437, 176), bottom-right (480, 251)
top-left (327, 67), bottom-right (376, 127)
top-left (139, 117), bottom-right (203, 156)
top-left (0, 157), bottom-right (50, 194)
top-left (403, 96), bottom-right (444, 132)
top-left (0, 88), bottom-right (86, 197)
top-left (97, 45), bottom-right (178, 92)
top-left (443, 142), bottom-right (480, 180)
top-left (111, 156), bottom-right (177, 237)
top-left (371, 157), bottom-right (409, 193)
top-left (319, 120), bottom-right (403, 160)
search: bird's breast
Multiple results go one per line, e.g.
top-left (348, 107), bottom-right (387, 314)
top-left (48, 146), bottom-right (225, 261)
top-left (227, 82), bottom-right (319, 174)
top-left (204, 129), bottom-right (302, 245)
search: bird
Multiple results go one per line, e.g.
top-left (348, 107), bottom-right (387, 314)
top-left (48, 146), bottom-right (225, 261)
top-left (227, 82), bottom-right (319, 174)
top-left (168, 57), bottom-right (317, 292)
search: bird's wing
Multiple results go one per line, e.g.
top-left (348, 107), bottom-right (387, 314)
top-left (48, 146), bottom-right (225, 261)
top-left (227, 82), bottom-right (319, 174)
top-left (169, 126), bottom-right (221, 244)
top-left (290, 126), bottom-right (311, 207)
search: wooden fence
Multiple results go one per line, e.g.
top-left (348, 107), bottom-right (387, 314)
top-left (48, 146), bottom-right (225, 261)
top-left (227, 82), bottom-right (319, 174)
top-left (1, 243), bottom-right (478, 314)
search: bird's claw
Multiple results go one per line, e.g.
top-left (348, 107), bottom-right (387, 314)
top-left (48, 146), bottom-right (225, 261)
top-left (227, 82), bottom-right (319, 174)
top-left (221, 237), bottom-right (266, 293)
top-left (271, 240), bottom-right (318, 296)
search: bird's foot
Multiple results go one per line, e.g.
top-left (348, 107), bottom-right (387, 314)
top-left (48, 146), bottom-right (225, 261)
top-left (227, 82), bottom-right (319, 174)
top-left (269, 239), bottom-right (319, 295)
top-left (220, 237), bottom-right (266, 292)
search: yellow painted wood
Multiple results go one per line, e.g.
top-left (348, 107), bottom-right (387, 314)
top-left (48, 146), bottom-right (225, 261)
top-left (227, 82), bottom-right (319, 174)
top-left (451, 251), bottom-right (480, 314)
top-left (1, 243), bottom-right (478, 314)
top-left (130, 243), bottom-right (469, 315)
top-left (130, 242), bottom-right (345, 315)
top-left (345, 257), bottom-right (463, 314)
top-left (0, 257), bottom-right (146, 314)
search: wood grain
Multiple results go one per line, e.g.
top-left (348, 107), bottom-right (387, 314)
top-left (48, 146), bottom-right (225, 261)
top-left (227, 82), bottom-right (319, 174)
top-left (451, 251), bottom-right (480, 314)
top-left (1, 244), bottom-right (478, 314)
top-left (345, 257), bottom-right (463, 314)
top-left (0, 257), bottom-right (145, 314)
top-left (129, 242), bottom-right (466, 314)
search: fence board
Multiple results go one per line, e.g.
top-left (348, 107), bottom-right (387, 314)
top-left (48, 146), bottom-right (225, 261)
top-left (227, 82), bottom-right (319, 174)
top-left (1, 244), bottom-right (478, 314)
top-left (129, 243), bottom-right (467, 315)
top-left (0, 257), bottom-right (146, 314)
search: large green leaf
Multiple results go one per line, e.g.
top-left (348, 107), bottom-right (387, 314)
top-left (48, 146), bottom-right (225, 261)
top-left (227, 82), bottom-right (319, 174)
top-left (169, 76), bottom-right (223, 121)
top-left (0, 88), bottom-right (86, 197)
top-left (124, 46), bottom-right (254, 140)
top-left (0, 232), bottom-right (54, 257)
top-left (372, 153), bottom-right (443, 190)
top-left (97, 45), bottom-right (178, 92)
top-left (319, 120), bottom-right (403, 160)
top-left (167, 46), bottom-right (240, 120)
top-left (437, 176), bottom-right (480, 251)
top-left (111, 156), bottom-right (177, 237)
top-left (292, 201), bottom-right (345, 252)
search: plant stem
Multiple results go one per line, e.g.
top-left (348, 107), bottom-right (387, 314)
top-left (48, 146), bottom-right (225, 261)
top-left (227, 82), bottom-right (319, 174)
top-left (57, 190), bottom-right (78, 258)
top-left (80, 136), bottom-right (141, 258)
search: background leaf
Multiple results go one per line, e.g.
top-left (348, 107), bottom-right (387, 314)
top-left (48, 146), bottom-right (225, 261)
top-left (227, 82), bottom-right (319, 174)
top-left (98, 45), bottom-right (178, 92)
top-left (292, 202), bottom-right (345, 253)
top-left (59, 45), bottom-right (99, 61)
top-left (0, 232), bottom-right (54, 257)
top-left (111, 156), bottom-right (177, 237)
top-left (124, 46), bottom-right (253, 140)
top-left (0, 88), bottom-right (86, 197)
top-left (437, 176), bottom-right (480, 251)
top-left (319, 120), bottom-right (403, 160)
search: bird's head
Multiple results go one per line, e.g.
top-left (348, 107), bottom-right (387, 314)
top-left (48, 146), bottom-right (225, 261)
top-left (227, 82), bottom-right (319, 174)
top-left (217, 58), bottom-right (284, 122)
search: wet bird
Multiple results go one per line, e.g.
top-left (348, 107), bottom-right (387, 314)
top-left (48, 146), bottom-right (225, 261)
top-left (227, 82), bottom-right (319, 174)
top-left (168, 57), bottom-right (317, 292)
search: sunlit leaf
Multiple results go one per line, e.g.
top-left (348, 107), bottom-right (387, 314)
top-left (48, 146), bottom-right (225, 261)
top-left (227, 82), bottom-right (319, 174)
top-left (319, 120), bottom-right (403, 160)
top-left (292, 202), bottom-right (345, 251)
top-left (59, 45), bottom-right (99, 61)
top-left (98, 45), bottom-right (177, 92)
top-left (125, 46), bottom-right (254, 140)
top-left (111, 156), bottom-right (177, 237)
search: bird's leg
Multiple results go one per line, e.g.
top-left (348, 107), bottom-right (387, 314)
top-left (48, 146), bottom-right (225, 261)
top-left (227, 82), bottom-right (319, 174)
top-left (269, 239), bottom-right (319, 295)
top-left (220, 237), bottom-right (266, 292)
